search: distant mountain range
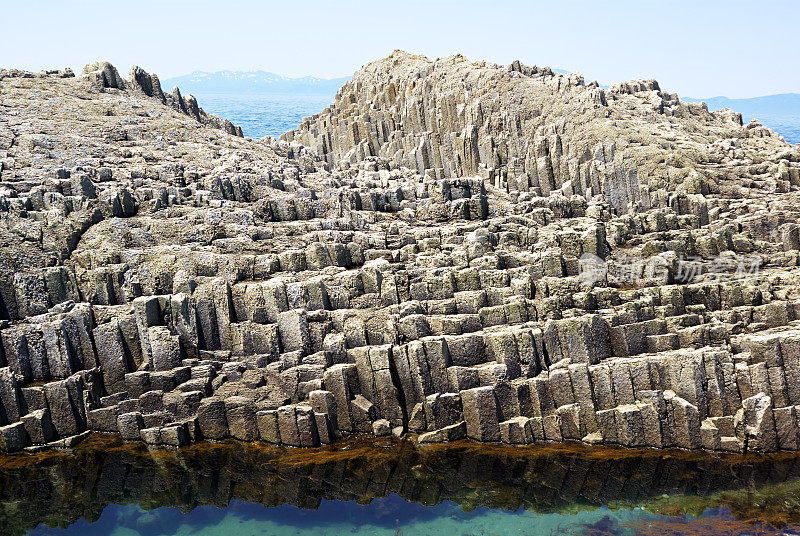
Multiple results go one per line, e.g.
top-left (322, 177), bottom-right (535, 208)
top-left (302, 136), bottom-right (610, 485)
top-left (161, 70), bottom-right (351, 95)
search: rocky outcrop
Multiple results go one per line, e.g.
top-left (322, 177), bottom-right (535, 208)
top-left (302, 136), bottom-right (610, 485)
top-left (128, 65), bottom-right (165, 101)
top-left (82, 62), bottom-right (243, 137)
top-left (82, 61), bottom-right (126, 90)
top-left (128, 65), bottom-right (244, 136)
top-left (1, 54), bottom-right (800, 454)
top-left (283, 51), bottom-right (792, 214)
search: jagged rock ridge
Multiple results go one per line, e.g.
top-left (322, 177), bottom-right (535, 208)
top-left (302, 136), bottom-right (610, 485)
top-left (1, 53), bottom-right (800, 454)
top-left (1, 61), bottom-right (244, 138)
top-left (284, 51), bottom-right (796, 214)
top-left (82, 61), bottom-right (245, 137)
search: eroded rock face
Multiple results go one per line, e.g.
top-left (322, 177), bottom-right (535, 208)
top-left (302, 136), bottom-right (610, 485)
top-left (283, 51), bottom-right (793, 214)
top-left (1, 53), bottom-right (800, 453)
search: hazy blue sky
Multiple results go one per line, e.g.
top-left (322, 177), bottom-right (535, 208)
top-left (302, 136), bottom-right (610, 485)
top-left (1, 0), bottom-right (797, 98)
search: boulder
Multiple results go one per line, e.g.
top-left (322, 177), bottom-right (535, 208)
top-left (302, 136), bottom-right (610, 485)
top-left (461, 386), bottom-right (500, 442)
top-left (197, 398), bottom-right (229, 440)
top-left (82, 61), bottom-right (125, 89)
top-left (0, 422), bottom-right (29, 452)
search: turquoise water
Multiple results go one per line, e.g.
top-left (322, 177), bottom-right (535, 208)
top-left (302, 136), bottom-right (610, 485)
top-left (22, 499), bottom-right (791, 536)
top-left (27, 498), bottom-right (663, 536)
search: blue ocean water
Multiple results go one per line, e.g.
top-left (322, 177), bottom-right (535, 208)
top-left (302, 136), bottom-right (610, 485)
top-left (192, 93), bottom-right (336, 139)
top-left (738, 111), bottom-right (800, 144)
top-left (193, 92), bottom-right (800, 144)
top-left (685, 94), bottom-right (800, 144)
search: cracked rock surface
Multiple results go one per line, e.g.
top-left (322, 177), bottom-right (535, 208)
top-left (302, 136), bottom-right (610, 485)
top-left (1, 51), bottom-right (800, 453)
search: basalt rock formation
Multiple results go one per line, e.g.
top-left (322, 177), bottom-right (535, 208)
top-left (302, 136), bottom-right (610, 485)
top-left (1, 52), bottom-right (800, 455)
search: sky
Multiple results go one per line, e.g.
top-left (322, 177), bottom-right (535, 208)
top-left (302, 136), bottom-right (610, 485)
top-left (1, 0), bottom-right (797, 99)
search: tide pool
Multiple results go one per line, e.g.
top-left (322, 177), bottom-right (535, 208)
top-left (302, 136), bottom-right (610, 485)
top-left (4, 435), bottom-right (800, 536)
top-left (28, 499), bottom-right (663, 536)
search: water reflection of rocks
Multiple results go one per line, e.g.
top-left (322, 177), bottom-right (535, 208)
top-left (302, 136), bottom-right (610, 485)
top-left (3, 435), bottom-right (800, 535)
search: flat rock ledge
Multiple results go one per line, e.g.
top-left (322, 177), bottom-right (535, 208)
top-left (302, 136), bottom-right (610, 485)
top-left (1, 52), bottom-right (800, 454)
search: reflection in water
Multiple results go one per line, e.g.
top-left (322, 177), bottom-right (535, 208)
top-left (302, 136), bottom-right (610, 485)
top-left (1, 435), bottom-right (800, 535)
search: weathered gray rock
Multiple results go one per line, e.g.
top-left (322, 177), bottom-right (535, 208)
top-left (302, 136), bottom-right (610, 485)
top-left (197, 398), bottom-right (229, 440)
top-left (44, 379), bottom-right (82, 437)
top-left (83, 61), bottom-right (125, 90)
top-left (461, 386), bottom-right (500, 442)
top-left (418, 421), bottom-right (467, 444)
top-left (0, 53), bottom-right (799, 454)
top-left (224, 396), bottom-right (257, 441)
top-left (277, 310), bottom-right (311, 354)
top-left (0, 367), bottom-right (23, 424)
top-left (148, 326), bottom-right (183, 371)
top-left (500, 416), bottom-right (529, 444)
top-left (738, 393), bottom-right (778, 452)
top-left (161, 424), bottom-right (189, 446)
top-left (0, 422), bottom-right (29, 452)
top-left (277, 405), bottom-right (301, 447)
top-left (117, 412), bottom-right (144, 441)
top-left (21, 409), bottom-right (55, 444)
